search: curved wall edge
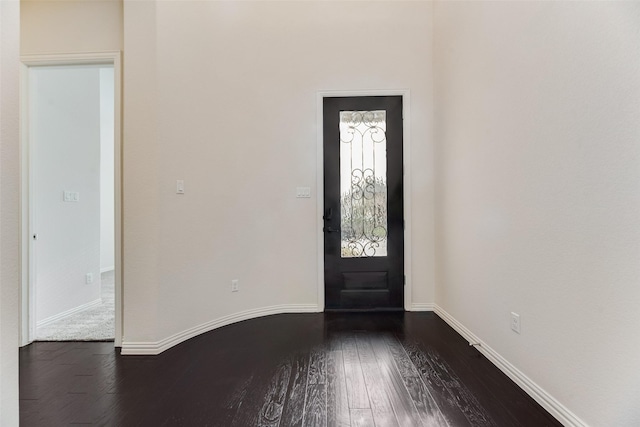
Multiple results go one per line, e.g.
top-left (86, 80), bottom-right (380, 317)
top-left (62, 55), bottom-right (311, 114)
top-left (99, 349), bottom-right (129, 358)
top-left (120, 304), bottom-right (319, 355)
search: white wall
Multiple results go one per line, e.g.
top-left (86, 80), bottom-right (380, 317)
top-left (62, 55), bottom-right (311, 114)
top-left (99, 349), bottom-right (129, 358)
top-left (31, 65), bottom-right (102, 324)
top-left (100, 67), bottom-right (115, 273)
top-left (123, 0), bottom-right (436, 346)
top-left (434, 2), bottom-right (640, 426)
top-left (121, 0), bottom-right (160, 343)
top-left (0, 0), bottom-right (20, 423)
top-left (21, 0), bottom-right (123, 55)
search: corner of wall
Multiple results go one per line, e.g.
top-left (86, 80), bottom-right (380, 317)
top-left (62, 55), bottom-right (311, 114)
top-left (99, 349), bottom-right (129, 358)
top-left (0, 0), bottom-right (21, 424)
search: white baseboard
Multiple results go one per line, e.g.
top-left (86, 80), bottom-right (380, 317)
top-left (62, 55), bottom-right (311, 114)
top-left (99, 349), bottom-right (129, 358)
top-left (100, 266), bottom-right (115, 274)
top-left (37, 298), bottom-right (102, 329)
top-left (433, 304), bottom-right (587, 427)
top-left (409, 303), bottom-right (435, 311)
top-left (121, 304), bottom-right (320, 355)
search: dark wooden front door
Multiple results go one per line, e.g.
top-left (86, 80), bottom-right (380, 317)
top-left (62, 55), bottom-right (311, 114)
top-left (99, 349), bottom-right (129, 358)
top-left (323, 96), bottom-right (404, 311)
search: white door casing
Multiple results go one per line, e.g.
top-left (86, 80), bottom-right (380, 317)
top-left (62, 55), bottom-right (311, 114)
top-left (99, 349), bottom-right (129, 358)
top-left (20, 52), bottom-right (123, 346)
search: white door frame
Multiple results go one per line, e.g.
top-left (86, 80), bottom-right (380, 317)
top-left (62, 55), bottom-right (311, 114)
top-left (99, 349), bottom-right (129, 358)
top-left (20, 51), bottom-right (123, 346)
top-left (316, 89), bottom-right (412, 311)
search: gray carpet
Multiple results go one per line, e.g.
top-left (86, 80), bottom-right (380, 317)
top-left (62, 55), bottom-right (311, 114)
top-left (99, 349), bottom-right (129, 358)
top-left (36, 270), bottom-right (115, 341)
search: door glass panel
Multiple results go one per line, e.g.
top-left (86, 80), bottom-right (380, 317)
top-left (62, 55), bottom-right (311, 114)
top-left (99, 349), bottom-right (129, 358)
top-left (340, 110), bottom-right (388, 258)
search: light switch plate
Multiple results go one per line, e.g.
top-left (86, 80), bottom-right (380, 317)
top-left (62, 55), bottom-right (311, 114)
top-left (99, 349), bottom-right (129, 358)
top-left (63, 191), bottom-right (79, 202)
top-left (296, 187), bottom-right (311, 198)
top-left (510, 312), bottom-right (521, 334)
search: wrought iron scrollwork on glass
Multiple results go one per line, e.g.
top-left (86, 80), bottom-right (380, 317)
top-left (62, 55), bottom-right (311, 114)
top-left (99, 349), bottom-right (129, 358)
top-left (339, 111), bottom-right (388, 258)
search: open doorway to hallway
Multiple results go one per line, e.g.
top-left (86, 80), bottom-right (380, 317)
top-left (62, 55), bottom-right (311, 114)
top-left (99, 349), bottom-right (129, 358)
top-left (27, 63), bottom-right (115, 341)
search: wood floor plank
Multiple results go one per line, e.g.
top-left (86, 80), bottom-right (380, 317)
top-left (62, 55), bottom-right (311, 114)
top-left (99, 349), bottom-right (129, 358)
top-left (327, 334), bottom-right (345, 352)
top-left (402, 341), bottom-right (475, 426)
top-left (404, 341), bottom-right (496, 427)
top-left (326, 351), bottom-right (350, 427)
top-left (382, 334), bottom-right (450, 427)
top-left (350, 408), bottom-right (375, 427)
top-left (341, 335), bottom-right (371, 410)
top-left (280, 353), bottom-right (311, 427)
top-left (302, 384), bottom-right (327, 427)
top-left (259, 358), bottom-right (293, 427)
top-left (217, 375), bottom-right (254, 427)
top-left (230, 364), bottom-right (282, 427)
top-left (308, 348), bottom-right (327, 385)
top-left (369, 335), bottom-right (424, 427)
top-left (355, 334), bottom-right (399, 427)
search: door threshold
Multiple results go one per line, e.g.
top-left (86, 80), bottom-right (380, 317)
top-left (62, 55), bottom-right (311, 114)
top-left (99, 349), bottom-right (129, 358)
top-left (324, 308), bottom-right (405, 313)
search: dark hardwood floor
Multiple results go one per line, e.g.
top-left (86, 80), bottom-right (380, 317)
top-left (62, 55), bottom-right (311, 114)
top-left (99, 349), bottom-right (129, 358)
top-left (19, 312), bottom-right (562, 426)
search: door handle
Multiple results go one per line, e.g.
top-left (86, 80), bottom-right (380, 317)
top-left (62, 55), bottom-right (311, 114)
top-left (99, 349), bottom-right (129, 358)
top-left (323, 208), bottom-right (333, 221)
top-left (323, 226), bottom-right (340, 233)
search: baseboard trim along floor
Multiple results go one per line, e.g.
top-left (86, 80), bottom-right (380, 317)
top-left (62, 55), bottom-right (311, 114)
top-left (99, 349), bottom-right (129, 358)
top-left (36, 298), bottom-right (102, 329)
top-left (36, 270), bottom-right (115, 341)
top-left (433, 304), bottom-right (587, 427)
top-left (121, 303), bottom-right (319, 355)
top-left (410, 303), bottom-right (435, 311)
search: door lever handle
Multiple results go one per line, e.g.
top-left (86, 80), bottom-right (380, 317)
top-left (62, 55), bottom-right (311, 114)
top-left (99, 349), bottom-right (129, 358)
top-left (323, 226), bottom-right (340, 233)
top-left (323, 208), bottom-right (333, 221)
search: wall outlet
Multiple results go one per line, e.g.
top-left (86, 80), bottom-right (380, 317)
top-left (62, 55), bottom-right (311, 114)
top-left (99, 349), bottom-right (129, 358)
top-left (85, 273), bottom-right (94, 284)
top-left (231, 279), bottom-right (239, 292)
top-left (510, 312), bottom-right (521, 334)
